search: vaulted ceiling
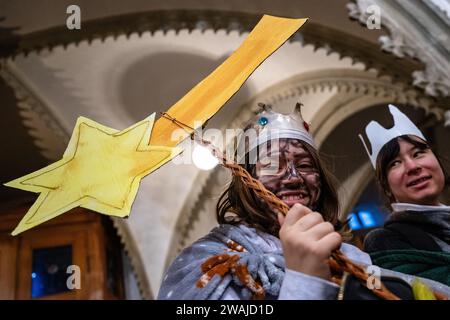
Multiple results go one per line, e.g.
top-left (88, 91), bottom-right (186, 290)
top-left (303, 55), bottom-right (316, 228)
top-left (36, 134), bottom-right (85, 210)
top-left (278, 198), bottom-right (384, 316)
top-left (1, 0), bottom-right (449, 299)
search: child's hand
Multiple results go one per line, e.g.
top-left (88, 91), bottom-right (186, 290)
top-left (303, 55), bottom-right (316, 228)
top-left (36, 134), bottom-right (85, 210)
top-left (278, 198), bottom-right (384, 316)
top-left (278, 203), bottom-right (342, 280)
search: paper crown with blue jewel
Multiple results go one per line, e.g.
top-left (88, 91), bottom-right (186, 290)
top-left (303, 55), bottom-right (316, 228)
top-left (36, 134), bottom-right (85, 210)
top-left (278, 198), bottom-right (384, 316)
top-left (237, 102), bottom-right (315, 162)
top-left (359, 104), bottom-right (426, 168)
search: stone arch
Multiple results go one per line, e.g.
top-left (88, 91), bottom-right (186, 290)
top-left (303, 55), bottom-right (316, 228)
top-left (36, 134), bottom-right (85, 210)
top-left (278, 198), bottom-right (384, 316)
top-left (165, 67), bottom-right (444, 268)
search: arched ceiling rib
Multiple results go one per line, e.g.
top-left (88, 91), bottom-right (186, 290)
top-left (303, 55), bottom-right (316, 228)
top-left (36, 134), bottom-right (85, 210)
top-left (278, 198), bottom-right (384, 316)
top-left (2, 9), bottom-right (420, 87)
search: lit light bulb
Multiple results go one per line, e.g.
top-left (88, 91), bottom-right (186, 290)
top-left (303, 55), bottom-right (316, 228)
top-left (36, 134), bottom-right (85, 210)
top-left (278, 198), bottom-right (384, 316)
top-left (192, 145), bottom-right (219, 170)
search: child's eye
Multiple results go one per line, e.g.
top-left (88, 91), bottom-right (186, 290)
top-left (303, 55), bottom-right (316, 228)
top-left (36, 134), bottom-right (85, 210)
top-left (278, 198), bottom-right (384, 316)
top-left (390, 160), bottom-right (401, 168)
top-left (296, 163), bottom-right (316, 172)
top-left (413, 150), bottom-right (425, 158)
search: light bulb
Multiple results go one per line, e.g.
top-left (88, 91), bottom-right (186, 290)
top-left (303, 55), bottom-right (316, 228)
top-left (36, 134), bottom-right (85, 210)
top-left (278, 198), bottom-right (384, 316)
top-left (192, 145), bottom-right (219, 170)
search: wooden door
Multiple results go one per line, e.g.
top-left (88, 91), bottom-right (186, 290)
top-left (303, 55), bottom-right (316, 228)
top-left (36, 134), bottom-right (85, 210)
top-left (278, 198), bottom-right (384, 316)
top-left (16, 224), bottom-right (89, 299)
top-left (0, 204), bottom-right (123, 300)
top-left (0, 234), bottom-right (18, 299)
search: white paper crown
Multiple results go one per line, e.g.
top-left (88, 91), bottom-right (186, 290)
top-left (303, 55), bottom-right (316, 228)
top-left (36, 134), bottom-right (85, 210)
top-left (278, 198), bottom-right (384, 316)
top-left (237, 102), bottom-right (315, 162)
top-left (359, 104), bottom-right (426, 168)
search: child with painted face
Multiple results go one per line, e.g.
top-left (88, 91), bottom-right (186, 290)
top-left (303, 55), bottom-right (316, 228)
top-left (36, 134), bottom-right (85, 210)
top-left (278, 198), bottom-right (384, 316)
top-left (360, 105), bottom-right (450, 286)
top-left (157, 103), bottom-right (450, 300)
top-left (253, 138), bottom-right (342, 280)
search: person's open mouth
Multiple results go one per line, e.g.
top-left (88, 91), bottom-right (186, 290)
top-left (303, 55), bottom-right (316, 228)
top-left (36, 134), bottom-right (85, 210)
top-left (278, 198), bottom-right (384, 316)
top-left (277, 190), bottom-right (310, 206)
top-left (406, 175), bottom-right (432, 188)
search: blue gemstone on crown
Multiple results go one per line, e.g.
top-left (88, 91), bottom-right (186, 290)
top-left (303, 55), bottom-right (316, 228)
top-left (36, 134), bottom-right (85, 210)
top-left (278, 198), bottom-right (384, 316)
top-left (258, 117), bottom-right (268, 126)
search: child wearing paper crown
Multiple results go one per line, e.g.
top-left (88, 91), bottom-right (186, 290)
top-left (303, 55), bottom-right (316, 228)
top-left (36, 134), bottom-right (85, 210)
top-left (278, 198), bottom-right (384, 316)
top-left (359, 104), bottom-right (450, 286)
top-left (157, 103), bottom-right (450, 299)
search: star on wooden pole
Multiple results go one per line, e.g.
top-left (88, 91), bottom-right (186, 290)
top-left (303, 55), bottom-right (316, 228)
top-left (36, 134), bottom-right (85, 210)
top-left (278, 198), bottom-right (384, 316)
top-left (5, 15), bottom-right (308, 235)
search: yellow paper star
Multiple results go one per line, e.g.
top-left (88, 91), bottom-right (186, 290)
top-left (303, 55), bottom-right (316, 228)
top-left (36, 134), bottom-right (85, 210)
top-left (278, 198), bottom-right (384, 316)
top-left (5, 113), bottom-right (181, 235)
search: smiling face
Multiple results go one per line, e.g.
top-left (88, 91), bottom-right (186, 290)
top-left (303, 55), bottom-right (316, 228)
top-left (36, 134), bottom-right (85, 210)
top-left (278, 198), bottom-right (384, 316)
top-left (255, 139), bottom-right (321, 209)
top-left (385, 136), bottom-right (445, 206)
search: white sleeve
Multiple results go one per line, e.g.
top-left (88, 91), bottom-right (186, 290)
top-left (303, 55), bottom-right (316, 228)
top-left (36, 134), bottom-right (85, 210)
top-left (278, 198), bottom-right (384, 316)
top-left (278, 269), bottom-right (339, 300)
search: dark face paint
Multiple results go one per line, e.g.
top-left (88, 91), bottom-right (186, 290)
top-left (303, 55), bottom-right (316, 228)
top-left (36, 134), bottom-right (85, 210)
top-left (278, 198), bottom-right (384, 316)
top-left (255, 139), bottom-right (321, 209)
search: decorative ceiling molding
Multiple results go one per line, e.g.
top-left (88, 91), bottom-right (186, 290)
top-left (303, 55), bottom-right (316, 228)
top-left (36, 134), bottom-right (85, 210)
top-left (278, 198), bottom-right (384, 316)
top-left (0, 62), bottom-right (68, 160)
top-left (348, 0), bottom-right (450, 98)
top-left (110, 217), bottom-right (153, 300)
top-left (1, 9), bottom-right (422, 88)
top-left (234, 69), bottom-right (444, 124)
